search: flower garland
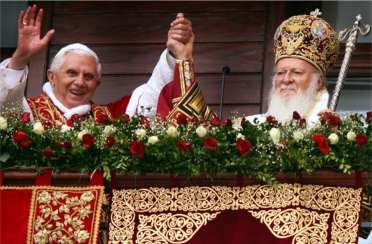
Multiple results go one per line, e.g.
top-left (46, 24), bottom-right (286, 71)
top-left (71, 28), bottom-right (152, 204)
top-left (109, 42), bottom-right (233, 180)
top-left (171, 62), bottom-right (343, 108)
top-left (0, 111), bottom-right (371, 184)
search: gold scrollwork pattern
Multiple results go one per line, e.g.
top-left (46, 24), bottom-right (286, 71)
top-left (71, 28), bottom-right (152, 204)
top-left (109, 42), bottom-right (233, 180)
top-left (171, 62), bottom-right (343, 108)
top-left (249, 208), bottom-right (329, 243)
top-left (136, 212), bottom-right (220, 243)
top-left (109, 184), bottom-right (362, 244)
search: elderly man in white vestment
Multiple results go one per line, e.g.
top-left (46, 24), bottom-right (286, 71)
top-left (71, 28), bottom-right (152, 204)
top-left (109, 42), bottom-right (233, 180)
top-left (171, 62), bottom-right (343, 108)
top-left (0, 5), bottom-right (212, 127)
top-left (246, 10), bottom-right (339, 125)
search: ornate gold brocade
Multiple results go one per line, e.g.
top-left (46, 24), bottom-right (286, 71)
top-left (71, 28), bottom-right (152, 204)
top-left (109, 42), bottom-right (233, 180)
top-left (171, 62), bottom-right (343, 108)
top-left (166, 60), bottom-right (214, 122)
top-left (109, 184), bottom-right (362, 244)
top-left (137, 212), bottom-right (220, 243)
top-left (250, 208), bottom-right (329, 243)
top-left (27, 94), bottom-right (113, 127)
top-left (0, 185), bottom-right (104, 244)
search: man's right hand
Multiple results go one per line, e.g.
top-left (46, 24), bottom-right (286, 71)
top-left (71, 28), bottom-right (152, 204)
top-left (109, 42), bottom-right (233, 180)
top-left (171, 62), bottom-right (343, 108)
top-left (9, 5), bottom-right (55, 70)
top-left (167, 13), bottom-right (194, 60)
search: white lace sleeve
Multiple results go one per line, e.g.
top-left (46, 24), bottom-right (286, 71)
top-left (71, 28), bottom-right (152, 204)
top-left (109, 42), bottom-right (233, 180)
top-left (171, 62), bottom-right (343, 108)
top-left (125, 49), bottom-right (176, 117)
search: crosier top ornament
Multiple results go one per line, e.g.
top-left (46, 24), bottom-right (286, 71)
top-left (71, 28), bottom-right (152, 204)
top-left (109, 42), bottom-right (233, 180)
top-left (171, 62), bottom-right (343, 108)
top-left (329, 13), bottom-right (371, 111)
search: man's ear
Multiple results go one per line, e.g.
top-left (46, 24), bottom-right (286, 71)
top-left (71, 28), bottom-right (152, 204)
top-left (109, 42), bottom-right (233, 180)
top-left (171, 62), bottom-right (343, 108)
top-left (47, 70), bottom-right (55, 87)
top-left (317, 73), bottom-right (325, 91)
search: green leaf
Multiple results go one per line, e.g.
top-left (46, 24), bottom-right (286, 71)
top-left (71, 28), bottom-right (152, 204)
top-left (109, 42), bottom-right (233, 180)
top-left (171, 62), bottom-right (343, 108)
top-left (0, 153), bottom-right (10, 162)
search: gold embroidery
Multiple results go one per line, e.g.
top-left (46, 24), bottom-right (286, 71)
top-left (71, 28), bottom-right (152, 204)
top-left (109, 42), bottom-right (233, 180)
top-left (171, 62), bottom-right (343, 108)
top-left (137, 212), bottom-right (220, 243)
top-left (274, 12), bottom-right (339, 74)
top-left (27, 94), bottom-right (113, 127)
top-left (28, 95), bottom-right (67, 126)
top-left (0, 186), bottom-right (103, 244)
top-left (167, 60), bottom-right (214, 122)
top-left (250, 208), bottom-right (329, 243)
top-left (32, 190), bottom-right (94, 243)
top-left (109, 184), bottom-right (361, 243)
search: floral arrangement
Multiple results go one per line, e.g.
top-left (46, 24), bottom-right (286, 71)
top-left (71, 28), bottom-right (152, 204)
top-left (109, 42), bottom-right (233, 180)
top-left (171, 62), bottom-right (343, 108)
top-left (0, 111), bottom-right (371, 184)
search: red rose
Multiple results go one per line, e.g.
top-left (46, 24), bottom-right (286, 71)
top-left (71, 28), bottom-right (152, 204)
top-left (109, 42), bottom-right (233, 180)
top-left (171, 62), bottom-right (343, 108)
top-left (299, 118), bottom-right (307, 126)
top-left (43, 147), bottom-right (53, 158)
top-left (177, 140), bottom-right (191, 152)
top-left (236, 139), bottom-right (252, 156)
top-left (176, 113), bottom-right (188, 125)
top-left (123, 114), bottom-right (130, 123)
top-left (319, 143), bottom-right (330, 154)
top-left (105, 136), bottom-right (116, 148)
top-left (66, 119), bottom-right (74, 127)
top-left (312, 133), bottom-right (326, 145)
top-left (210, 117), bottom-right (221, 126)
top-left (292, 111), bottom-right (301, 120)
top-left (129, 140), bottom-right (145, 158)
top-left (20, 112), bottom-right (31, 124)
top-left (320, 112), bottom-right (340, 126)
top-left (63, 141), bottom-right (72, 150)
top-left (203, 137), bottom-right (218, 150)
top-left (95, 112), bottom-right (109, 124)
top-left (70, 114), bottom-right (83, 124)
top-left (19, 138), bottom-right (30, 148)
top-left (12, 130), bottom-right (30, 147)
top-left (356, 134), bottom-right (368, 146)
top-left (224, 119), bottom-right (232, 126)
top-left (312, 133), bottom-right (330, 154)
top-left (12, 130), bottom-right (28, 143)
top-left (82, 134), bottom-right (95, 149)
top-left (367, 111), bottom-right (372, 123)
top-left (266, 115), bottom-right (277, 125)
top-left (328, 114), bottom-right (341, 126)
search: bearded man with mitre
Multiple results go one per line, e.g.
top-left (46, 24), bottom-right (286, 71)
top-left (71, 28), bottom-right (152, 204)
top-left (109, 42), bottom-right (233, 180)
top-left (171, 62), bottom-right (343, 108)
top-left (246, 9), bottom-right (338, 125)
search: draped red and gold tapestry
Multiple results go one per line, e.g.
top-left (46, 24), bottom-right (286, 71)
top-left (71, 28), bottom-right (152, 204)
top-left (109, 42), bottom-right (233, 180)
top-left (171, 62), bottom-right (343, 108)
top-left (109, 183), bottom-right (362, 243)
top-left (0, 186), bottom-right (104, 244)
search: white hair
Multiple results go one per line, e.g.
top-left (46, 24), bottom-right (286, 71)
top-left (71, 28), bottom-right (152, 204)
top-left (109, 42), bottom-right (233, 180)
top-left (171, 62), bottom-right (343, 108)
top-left (266, 72), bottom-right (321, 123)
top-left (49, 43), bottom-right (102, 78)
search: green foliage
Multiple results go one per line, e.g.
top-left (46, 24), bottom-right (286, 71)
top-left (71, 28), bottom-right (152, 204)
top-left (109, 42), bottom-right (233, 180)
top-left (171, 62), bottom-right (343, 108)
top-left (0, 112), bottom-right (371, 184)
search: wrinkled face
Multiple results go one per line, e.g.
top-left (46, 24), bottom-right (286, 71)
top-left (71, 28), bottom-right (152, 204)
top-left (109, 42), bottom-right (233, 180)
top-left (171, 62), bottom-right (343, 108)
top-left (274, 58), bottom-right (321, 100)
top-left (47, 52), bottom-right (100, 108)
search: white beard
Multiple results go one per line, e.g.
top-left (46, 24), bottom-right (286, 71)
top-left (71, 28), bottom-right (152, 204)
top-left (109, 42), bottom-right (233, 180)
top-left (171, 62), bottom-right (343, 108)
top-left (266, 75), bottom-right (319, 123)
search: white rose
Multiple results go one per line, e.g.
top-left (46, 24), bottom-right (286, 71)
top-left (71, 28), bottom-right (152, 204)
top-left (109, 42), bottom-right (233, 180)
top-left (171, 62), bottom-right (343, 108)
top-left (292, 130), bottom-right (304, 141)
top-left (148, 136), bottom-right (159, 145)
top-left (60, 124), bottom-right (71, 133)
top-left (232, 117), bottom-right (243, 131)
top-left (166, 125), bottom-right (178, 138)
top-left (196, 125), bottom-right (208, 138)
top-left (236, 133), bottom-right (245, 140)
top-left (135, 128), bottom-right (147, 139)
top-left (103, 125), bottom-right (116, 136)
top-left (346, 131), bottom-right (356, 141)
top-left (328, 133), bottom-right (339, 145)
top-left (0, 116), bottom-right (7, 130)
top-left (78, 129), bottom-right (89, 140)
top-left (33, 121), bottom-right (45, 135)
top-left (269, 128), bottom-right (281, 144)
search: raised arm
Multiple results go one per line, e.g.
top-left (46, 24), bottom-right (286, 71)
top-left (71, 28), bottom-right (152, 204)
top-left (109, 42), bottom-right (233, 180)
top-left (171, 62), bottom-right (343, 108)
top-left (9, 5), bottom-right (55, 70)
top-left (125, 13), bottom-right (194, 117)
top-left (0, 5), bottom-right (54, 114)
